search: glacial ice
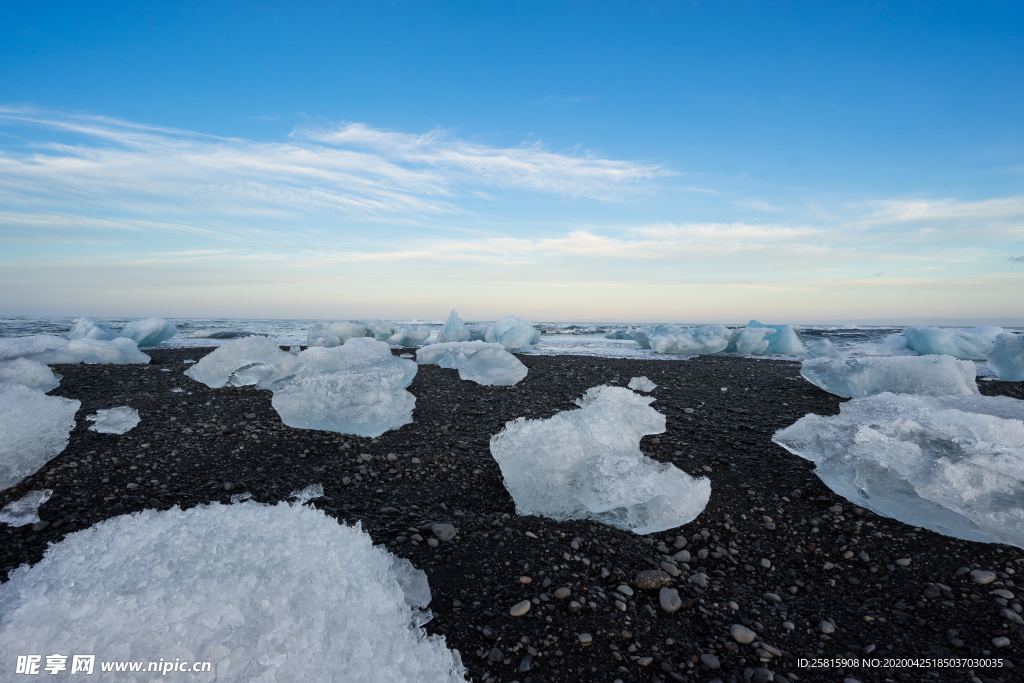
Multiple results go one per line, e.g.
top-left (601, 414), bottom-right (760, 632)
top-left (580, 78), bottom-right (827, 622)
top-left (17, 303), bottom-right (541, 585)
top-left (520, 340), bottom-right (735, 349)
top-left (120, 317), bottom-right (178, 347)
top-left (772, 392), bottom-right (1024, 549)
top-left (0, 335), bottom-right (68, 362)
top-left (489, 385), bottom-right (711, 534)
top-left (0, 502), bottom-right (466, 682)
top-left (485, 316), bottom-right (541, 350)
top-left (0, 489), bottom-right (52, 526)
top-left (628, 376), bottom-right (657, 392)
top-left (437, 310), bottom-right (471, 343)
top-left (289, 482), bottom-right (325, 504)
top-left (896, 326), bottom-right (1004, 360)
top-left (0, 358), bottom-right (60, 392)
top-left (417, 341), bottom-right (528, 386)
top-left (390, 324), bottom-right (432, 347)
top-left (271, 338), bottom-right (417, 437)
top-left (800, 355), bottom-right (979, 398)
top-left (86, 406), bottom-right (141, 434)
top-left (989, 333), bottom-right (1024, 381)
top-left (742, 320), bottom-right (807, 356)
top-left (185, 337), bottom-right (300, 389)
top-left (648, 324), bottom-right (733, 356)
top-left (68, 317), bottom-right (116, 340)
top-left (467, 323), bottom-right (490, 341)
top-left (307, 321), bottom-right (371, 347)
top-left (604, 329), bottom-right (634, 340)
top-left (0, 384), bottom-right (79, 490)
top-left (29, 337), bottom-right (150, 365)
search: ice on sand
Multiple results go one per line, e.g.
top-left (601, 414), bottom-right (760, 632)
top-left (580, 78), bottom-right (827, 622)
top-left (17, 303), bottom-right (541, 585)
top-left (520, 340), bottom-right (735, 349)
top-left (86, 406), bottom-right (141, 434)
top-left (120, 317), bottom-right (178, 347)
top-left (289, 482), bottom-right (324, 504)
top-left (490, 385), bottom-right (711, 534)
top-left (307, 322), bottom-right (371, 348)
top-left (894, 325), bottom-right (1004, 360)
top-left (0, 335), bottom-right (69, 362)
top-left (627, 376), bottom-right (657, 392)
top-left (800, 354), bottom-right (979, 398)
top-left (0, 502), bottom-right (466, 683)
top-left (272, 338), bottom-right (417, 437)
top-left (0, 384), bottom-right (79, 490)
top-left (485, 316), bottom-right (541, 350)
top-left (740, 320), bottom-right (806, 356)
top-left (0, 489), bottom-right (52, 526)
top-left (437, 310), bottom-right (472, 343)
top-left (773, 392), bottom-right (1024, 549)
top-left (185, 337), bottom-right (300, 389)
top-left (417, 341), bottom-right (527, 386)
top-left (989, 332), bottom-right (1024, 381)
top-left (647, 324), bottom-right (733, 356)
top-left (68, 317), bottom-right (116, 340)
top-left (29, 337), bottom-right (150, 365)
top-left (0, 358), bottom-right (60, 392)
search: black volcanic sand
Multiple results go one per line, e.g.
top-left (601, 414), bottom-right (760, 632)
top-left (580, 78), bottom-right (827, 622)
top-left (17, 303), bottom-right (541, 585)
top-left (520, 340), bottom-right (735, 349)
top-left (2, 348), bottom-right (1023, 683)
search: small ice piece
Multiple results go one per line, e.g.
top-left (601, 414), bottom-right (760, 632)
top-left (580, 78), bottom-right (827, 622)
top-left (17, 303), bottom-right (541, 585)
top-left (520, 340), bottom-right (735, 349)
top-left (0, 335), bottom-right (69, 362)
top-left (29, 338), bottom-right (150, 365)
top-left (800, 355), bottom-right (979, 398)
top-left (485, 316), bottom-right (541, 350)
top-left (437, 310), bottom-right (471, 343)
top-left (490, 385), bottom-right (711, 534)
top-left (648, 324), bottom-right (733, 356)
top-left (627, 376), bottom-right (657, 392)
top-left (86, 407), bottom-right (141, 434)
top-left (898, 326), bottom-right (1003, 360)
top-left (390, 555), bottom-right (434, 626)
top-left (307, 322), bottom-right (370, 348)
top-left (773, 392), bottom-right (1024, 549)
top-left (0, 358), bottom-right (60, 392)
top-left (185, 337), bottom-right (300, 389)
top-left (120, 317), bottom-right (178, 347)
top-left (0, 489), bottom-right (52, 526)
top-left (417, 341), bottom-right (528, 386)
top-left (989, 333), bottom-right (1024, 381)
top-left (0, 384), bottom-right (80, 489)
top-left (271, 338), bottom-right (417, 437)
top-left (229, 492), bottom-right (253, 503)
top-left (67, 317), bottom-right (116, 340)
top-left (289, 483), bottom-right (324, 504)
top-left (0, 502), bottom-right (467, 682)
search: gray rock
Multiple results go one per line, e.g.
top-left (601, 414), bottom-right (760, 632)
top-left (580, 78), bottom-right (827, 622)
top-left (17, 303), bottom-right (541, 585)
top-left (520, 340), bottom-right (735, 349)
top-left (430, 523), bottom-right (458, 542)
top-left (700, 653), bottom-right (720, 669)
top-left (992, 636), bottom-right (1011, 648)
top-left (970, 569), bottom-right (996, 585)
top-left (634, 569), bottom-right (672, 590)
top-left (509, 600), bottom-right (531, 617)
top-left (659, 587), bottom-right (683, 613)
top-left (730, 623), bottom-right (756, 644)
top-left (553, 587), bottom-right (571, 600)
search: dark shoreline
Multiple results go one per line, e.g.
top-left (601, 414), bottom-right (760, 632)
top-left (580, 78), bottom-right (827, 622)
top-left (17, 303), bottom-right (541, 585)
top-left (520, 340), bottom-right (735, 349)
top-left (2, 348), bottom-right (1022, 683)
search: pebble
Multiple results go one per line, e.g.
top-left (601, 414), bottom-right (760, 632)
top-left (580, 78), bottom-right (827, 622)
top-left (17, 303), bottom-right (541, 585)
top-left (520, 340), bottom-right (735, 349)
top-left (509, 600), bottom-right (531, 617)
top-left (992, 636), bottom-right (1011, 648)
top-left (700, 653), bottom-right (720, 669)
top-left (578, 633), bottom-right (593, 645)
top-left (430, 523), bottom-right (458, 542)
top-left (820, 619), bottom-right (836, 634)
top-left (730, 623), bottom-right (756, 644)
top-left (553, 587), bottom-right (571, 600)
top-left (659, 587), bottom-right (682, 613)
top-left (634, 570), bottom-right (671, 590)
top-left (970, 569), bottom-right (996, 585)
top-left (896, 558), bottom-right (912, 567)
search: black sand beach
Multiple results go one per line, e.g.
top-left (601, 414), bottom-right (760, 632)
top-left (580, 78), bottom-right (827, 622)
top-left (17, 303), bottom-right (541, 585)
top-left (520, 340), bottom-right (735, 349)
top-left (2, 348), bottom-right (1022, 683)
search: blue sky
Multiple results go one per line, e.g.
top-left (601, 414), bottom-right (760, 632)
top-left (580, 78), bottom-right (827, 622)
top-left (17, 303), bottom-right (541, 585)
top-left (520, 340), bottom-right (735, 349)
top-left (1, 1), bottom-right (1022, 322)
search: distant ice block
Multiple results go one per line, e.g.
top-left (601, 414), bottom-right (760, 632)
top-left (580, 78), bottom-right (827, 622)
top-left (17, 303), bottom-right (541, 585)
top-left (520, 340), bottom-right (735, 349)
top-left (390, 324), bottom-right (432, 347)
top-left (490, 385), bottom-right (711, 534)
top-left (271, 338), bottom-right (417, 437)
top-left (86, 406), bottom-right (141, 434)
top-left (604, 329), bottom-right (634, 340)
top-left (800, 355), bottom-right (979, 398)
top-left (0, 335), bottom-right (69, 362)
top-left (806, 338), bottom-right (838, 358)
top-left (773, 392), bottom-right (1024, 549)
top-left (0, 384), bottom-right (79, 490)
top-left (742, 320), bottom-right (807, 356)
top-left (648, 324), bottom-right (733, 356)
top-left (467, 323), bottom-right (490, 341)
top-left (29, 338), bottom-right (150, 365)
top-left (437, 310), bottom-right (471, 343)
top-left (0, 502), bottom-right (466, 682)
top-left (417, 341), bottom-right (528, 386)
top-left (186, 337), bottom-right (300, 389)
top-left (485, 316), bottom-right (541, 350)
top-left (120, 318), bottom-right (178, 347)
top-left (307, 322), bottom-right (371, 348)
top-left (68, 317), bottom-right (116, 340)
top-left (898, 326), bottom-right (1003, 360)
top-left (0, 358), bottom-right (60, 392)
top-left (989, 333), bottom-right (1024, 381)
top-left (0, 489), bottom-right (52, 526)
top-left (627, 376), bottom-right (657, 392)
top-left (729, 326), bottom-right (775, 355)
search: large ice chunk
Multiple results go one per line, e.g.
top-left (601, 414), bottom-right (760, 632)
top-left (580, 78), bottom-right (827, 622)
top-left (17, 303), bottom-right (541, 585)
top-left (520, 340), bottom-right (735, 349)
top-left (0, 501), bottom-right (466, 682)
top-left (120, 317), bottom-right (178, 347)
top-left (467, 323), bottom-right (490, 341)
top-left (772, 393), bottom-right (1024, 549)
top-left (86, 406), bottom-right (141, 434)
top-left (800, 355), bottom-right (979, 397)
top-left (271, 338), bottom-right (417, 437)
top-left (437, 310), bottom-right (471, 343)
top-left (68, 317), bottom-right (116, 340)
top-left (989, 333), bottom-right (1024, 381)
top-left (0, 384), bottom-right (79, 490)
top-left (0, 358), bottom-right (60, 392)
top-left (739, 320), bottom-right (807, 356)
top-left (185, 337), bottom-right (300, 389)
top-left (896, 326), bottom-right (1003, 360)
top-left (307, 322), bottom-right (371, 348)
top-left (28, 337), bottom-right (150, 365)
top-left (365, 321), bottom-right (432, 347)
top-left (489, 385), bottom-right (711, 534)
top-left (648, 324), bottom-right (733, 356)
top-left (0, 489), bottom-right (52, 526)
top-left (0, 335), bottom-right (69, 361)
top-left (485, 316), bottom-right (541, 350)
top-left (417, 341), bottom-right (528, 386)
